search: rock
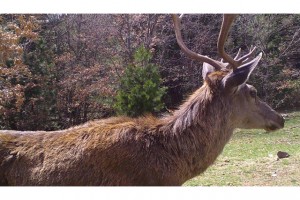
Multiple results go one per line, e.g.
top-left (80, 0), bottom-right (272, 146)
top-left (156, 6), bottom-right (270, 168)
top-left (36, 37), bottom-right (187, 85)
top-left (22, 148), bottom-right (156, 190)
top-left (277, 151), bottom-right (290, 160)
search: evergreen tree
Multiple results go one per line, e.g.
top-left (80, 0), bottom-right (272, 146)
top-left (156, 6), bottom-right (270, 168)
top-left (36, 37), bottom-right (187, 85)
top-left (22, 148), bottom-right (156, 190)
top-left (115, 46), bottom-right (166, 117)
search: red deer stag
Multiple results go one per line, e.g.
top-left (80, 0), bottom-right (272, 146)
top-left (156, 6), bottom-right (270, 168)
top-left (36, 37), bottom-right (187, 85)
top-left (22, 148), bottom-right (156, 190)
top-left (0, 14), bottom-right (284, 186)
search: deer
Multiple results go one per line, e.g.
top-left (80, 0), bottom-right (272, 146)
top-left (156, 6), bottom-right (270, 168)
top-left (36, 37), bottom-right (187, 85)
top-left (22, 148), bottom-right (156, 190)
top-left (0, 14), bottom-right (284, 186)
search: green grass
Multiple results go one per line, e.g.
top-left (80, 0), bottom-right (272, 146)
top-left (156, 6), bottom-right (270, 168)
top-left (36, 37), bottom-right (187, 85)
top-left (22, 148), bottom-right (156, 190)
top-left (184, 110), bottom-right (300, 186)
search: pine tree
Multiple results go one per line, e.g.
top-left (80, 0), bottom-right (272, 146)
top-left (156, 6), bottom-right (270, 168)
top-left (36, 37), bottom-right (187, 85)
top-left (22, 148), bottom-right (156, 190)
top-left (115, 46), bottom-right (166, 117)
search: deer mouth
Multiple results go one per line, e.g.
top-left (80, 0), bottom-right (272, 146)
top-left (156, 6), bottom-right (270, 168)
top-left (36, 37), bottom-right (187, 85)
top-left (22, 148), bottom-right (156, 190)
top-left (265, 125), bottom-right (280, 132)
top-left (265, 116), bottom-right (285, 132)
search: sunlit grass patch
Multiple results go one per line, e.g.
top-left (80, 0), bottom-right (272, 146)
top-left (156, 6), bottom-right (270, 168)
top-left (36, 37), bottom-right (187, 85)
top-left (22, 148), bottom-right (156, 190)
top-left (184, 110), bottom-right (300, 186)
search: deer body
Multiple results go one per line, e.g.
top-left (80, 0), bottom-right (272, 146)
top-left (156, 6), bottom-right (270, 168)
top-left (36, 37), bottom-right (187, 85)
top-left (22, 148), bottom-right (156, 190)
top-left (0, 80), bottom-right (235, 186)
top-left (0, 14), bottom-right (285, 186)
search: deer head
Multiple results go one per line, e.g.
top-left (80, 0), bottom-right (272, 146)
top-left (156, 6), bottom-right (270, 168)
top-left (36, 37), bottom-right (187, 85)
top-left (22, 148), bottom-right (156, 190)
top-left (172, 14), bottom-right (284, 132)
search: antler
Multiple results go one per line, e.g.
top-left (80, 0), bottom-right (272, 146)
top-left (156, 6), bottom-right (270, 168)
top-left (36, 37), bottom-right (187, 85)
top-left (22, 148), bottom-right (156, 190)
top-left (217, 14), bottom-right (238, 69)
top-left (172, 14), bottom-right (257, 71)
top-left (218, 14), bottom-right (257, 70)
top-left (172, 14), bottom-right (222, 71)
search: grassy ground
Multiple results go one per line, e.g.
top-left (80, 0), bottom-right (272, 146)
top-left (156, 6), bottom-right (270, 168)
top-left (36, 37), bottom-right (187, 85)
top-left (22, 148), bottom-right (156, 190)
top-left (184, 110), bottom-right (300, 186)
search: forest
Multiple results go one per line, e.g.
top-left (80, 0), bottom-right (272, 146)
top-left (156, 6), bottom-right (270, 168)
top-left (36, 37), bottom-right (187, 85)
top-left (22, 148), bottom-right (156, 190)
top-left (1, 14), bottom-right (300, 131)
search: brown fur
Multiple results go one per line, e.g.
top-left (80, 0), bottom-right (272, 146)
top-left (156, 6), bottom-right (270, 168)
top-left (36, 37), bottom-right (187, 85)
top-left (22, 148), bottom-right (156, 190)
top-left (0, 72), bottom-right (274, 185)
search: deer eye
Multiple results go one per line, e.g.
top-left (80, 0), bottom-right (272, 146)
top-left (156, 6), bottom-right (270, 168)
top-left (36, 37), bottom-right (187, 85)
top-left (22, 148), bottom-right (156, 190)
top-left (249, 89), bottom-right (257, 98)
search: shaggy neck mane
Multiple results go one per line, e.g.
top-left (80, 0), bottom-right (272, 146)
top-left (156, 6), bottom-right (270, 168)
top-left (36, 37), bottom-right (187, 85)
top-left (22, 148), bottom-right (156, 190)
top-left (163, 77), bottom-right (232, 135)
top-left (160, 74), bottom-right (234, 182)
top-left (165, 84), bottom-right (214, 134)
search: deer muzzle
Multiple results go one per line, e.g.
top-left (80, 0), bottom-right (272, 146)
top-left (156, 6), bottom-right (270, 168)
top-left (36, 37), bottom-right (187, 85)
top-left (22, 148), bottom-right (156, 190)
top-left (265, 113), bottom-right (285, 131)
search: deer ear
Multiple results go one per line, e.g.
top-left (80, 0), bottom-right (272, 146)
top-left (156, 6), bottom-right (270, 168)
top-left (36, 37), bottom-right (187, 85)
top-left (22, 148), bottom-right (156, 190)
top-left (222, 53), bottom-right (262, 90)
top-left (202, 63), bottom-right (215, 80)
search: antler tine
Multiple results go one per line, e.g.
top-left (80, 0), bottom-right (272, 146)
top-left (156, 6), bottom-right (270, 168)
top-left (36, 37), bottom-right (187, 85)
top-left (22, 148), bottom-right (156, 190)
top-left (237, 46), bottom-right (257, 64)
top-left (172, 14), bottom-right (222, 71)
top-left (234, 48), bottom-right (242, 60)
top-left (217, 14), bottom-right (239, 70)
